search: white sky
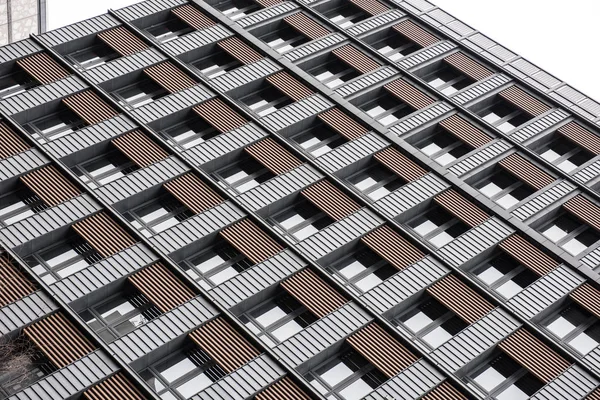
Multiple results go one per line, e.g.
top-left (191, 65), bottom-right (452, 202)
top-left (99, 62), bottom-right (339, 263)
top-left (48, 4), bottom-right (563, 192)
top-left (48, 0), bottom-right (600, 101)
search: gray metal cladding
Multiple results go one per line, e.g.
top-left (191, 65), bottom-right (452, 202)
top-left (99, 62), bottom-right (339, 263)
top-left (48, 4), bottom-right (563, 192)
top-left (273, 302), bottom-right (372, 367)
top-left (397, 41), bottom-right (456, 70)
top-left (511, 180), bottom-right (577, 222)
top-left (259, 95), bottom-right (333, 132)
top-left (209, 249), bottom-right (306, 310)
top-left (284, 33), bottom-right (346, 63)
top-left (452, 74), bottom-right (512, 106)
top-left (37, 15), bottom-right (121, 48)
top-left (551, 85), bottom-right (600, 121)
top-left (508, 108), bottom-right (571, 143)
top-left (335, 66), bottom-right (399, 98)
top-left (313, 133), bottom-right (388, 174)
top-left (346, 10), bottom-right (405, 37)
top-left (530, 365), bottom-right (598, 400)
top-left (49, 243), bottom-right (159, 304)
top-left (236, 2), bottom-right (300, 29)
top-left (447, 139), bottom-right (512, 178)
top-left (82, 48), bottom-right (167, 85)
top-left (294, 208), bottom-right (384, 261)
top-left (582, 347), bottom-right (600, 376)
top-left (114, 0), bottom-right (188, 21)
top-left (162, 26), bottom-right (234, 57)
top-left (581, 247), bottom-right (600, 272)
top-left (131, 85), bottom-right (214, 124)
top-left (505, 266), bottom-right (584, 321)
top-left (210, 59), bottom-right (283, 93)
top-left (110, 297), bottom-right (219, 364)
top-left (388, 102), bottom-right (453, 136)
top-left (360, 255), bottom-right (449, 315)
top-left (0, 148), bottom-right (49, 182)
top-left (573, 160), bottom-right (600, 185)
top-left (0, 40), bottom-right (42, 64)
top-left (0, 291), bottom-right (58, 336)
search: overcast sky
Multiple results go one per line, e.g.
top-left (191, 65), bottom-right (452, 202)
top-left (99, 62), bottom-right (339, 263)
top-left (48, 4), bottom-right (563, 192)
top-left (48, 0), bottom-right (600, 101)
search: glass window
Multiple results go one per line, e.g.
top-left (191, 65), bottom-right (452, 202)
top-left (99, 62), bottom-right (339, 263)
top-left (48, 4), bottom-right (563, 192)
top-left (348, 165), bottom-right (403, 201)
top-left (26, 109), bottom-right (85, 143)
top-left (113, 79), bottom-right (168, 109)
top-left (537, 136), bottom-right (593, 174)
top-left (330, 248), bottom-right (396, 294)
top-left (362, 94), bottom-right (413, 126)
top-left (409, 208), bottom-right (469, 248)
top-left (310, 60), bottom-right (361, 89)
top-left (291, 126), bottom-right (346, 157)
top-left (541, 214), bottom-right (600, 256)
top-left (373, 32), bottom-right (420, 61)
top-left (216, 0), bottom-right (261, 20)
top-left (425, 67), bottom-right (474, 96)
top-left (325, 4), bottom-right (368, 29)
top-left (215, 158), bottom-right (274, 194)
top-left (271, 201), bottom-right (333, 241)
top-left (473, 254), bottom-right (537, 299)
top-left (264, 28), bottom-right (310, 53)
top-left (416, 131), bottom-right (472, 166)
top-left (74, 151), bottom-right (139, 189)
top-left (0, 188), bottom-right (47, 227)
top-left (542, 303), bottom-right (600, 356)
top-left (477, 170), bottom-right (535, 210)
top-left (0, 68), bottom-right (38, 99)
top-left (162, 117), bottom-right (219, 150)
top-left (193, 51), bottom-right (242, 79)
top-left (481, 101), bottom-right (531, 133)
top-left (147, 18), bottom-right (194, 43)
top-left (68, 42), bottom-right (118, 69)
top-left (125, 194), bottom-right (194, 237)
top-left (241, 87), bottom-right (293, 117)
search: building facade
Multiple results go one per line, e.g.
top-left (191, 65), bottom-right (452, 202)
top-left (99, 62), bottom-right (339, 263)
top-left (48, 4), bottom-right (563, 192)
top-left (1, 0), bottom-right (600, 399)
top-left (0, 0), bottom-right (46, 45)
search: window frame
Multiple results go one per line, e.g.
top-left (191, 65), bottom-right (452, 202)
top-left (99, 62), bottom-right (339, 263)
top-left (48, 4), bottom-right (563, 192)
top-left (480, 100), bottom-right (532, 134)
top-left (112, 78), bottom-right (168, 110)
top-left (0, 188), bottom-right (47, 227)
top-left (192, 50), bottom-right (242, 79)
top-left (73, 150), bottom-right (139, 189)
top-left (541, 302), bottom-right (600, 356)
top-left (372, 32), bottom-right (421, 61)
top-left (471, 254), bottom-right (538, 300)
top-left (263, 27), bottom-right (311, 54)
top-left (146, 18), bottom-right (195, 43)
top-left (539, 212), bottom-right (600, 257)
top-left (0, 68), bottom-right (38, 99)
top-left (240, 86), bottom-right (293, 117)
top-left (475, 170), bottom-right (535, 210)
top-left (161, 117), bottom-right (220, 151)
top-left (290, 125), bottom-right (347, 158)
top-left (324, 4), bottom-right (368, 29)
top-left (415, 129), bottom-right (472, 166)
top-left (217, 0), bottom-right (261, 21)
top-left (361, 93), bottom-right (413, 126)
top-left (25, 109), bottom-right (86, 143)
top-left (66, 43), bottom-right (119, 70)
top-left (408, 207), bottom-right (470, 249)
top-left (124, 193), bottom-right (194, 237)
top-left (424, 66), bottom-right (474, 96)
top-left (269, 201), bottom-right (333, 242)
top-left (537, 135), bottom-right (594, 174)
top-left (309, 60), bottom-right (361, 89)
top-left (329, 247), bottom-right (397, 294)
top-left (347, 164), bottom-right (403, 201)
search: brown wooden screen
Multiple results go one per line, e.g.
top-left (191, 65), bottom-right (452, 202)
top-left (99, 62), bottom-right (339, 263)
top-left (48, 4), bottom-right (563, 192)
top-left (143, 62), bottom-right (196, 94)
top-left (266, 71), bottom-right (313, 102)
top-left (427, 275), bottom-right (494, 324)
top-left (393, 20), bottom-right (439, 48)
top-left (563, 195), bottom-right (600, 232)
top-left (0, 255), bottom-right (35, 307)
top-left (280, 268), bottom-right (347, 318)
top-left (439, 114), bottom-right (493, 149)
top-left (220, 219), bottom-right (283, 264)
top-left (332, 45), bottom-right (381, 74)
top-left (317, 108), bottom-right (368, 141)
top-left (348, 0), bottom-right (390, 15)
top-left (374, 147), bottom-right (427, 182)
top-left (434, 189), bottom-right (489, 227)
top-left (62, 90), bottom-right (119, 125)
top-left (0, 122), bottom-right (29, 159)
top-left (498, 234), bottom-right (558, 276)
top-left (245, 137), bottom-right (303, 175)
top-left (346, 323), bottom-right (417, 378)
top-left (301, 180), bottom-right (361, 221)
top-left (498, 153), bottom-right (555, 191)
top-left (16, 52), bottom-right (70, 84)
top-left (23, 313), bottom-right (95, 368)
top-left (498, 328), bottom-right (570, 383)
top-left (73, 212), bottom-right (136, 258)
top-left (422, 381), bottom-right (467, 400)
top-left (84, 373), bottom-right (145, 400)
top-left (256, 377), bottom-right (310, 400)
top-left (193, 98), bottom-right (248, 133)
top-left (588, 389), bottom-right (600, 400)
top-left (361, 225), bottom-right (425, 270)
top-left (20, 165), bottom-right (81, 207)
top-left (188, 317), bottom-right (260, 373)
top-left (384, 79), bottom-right (436, 110)
top-left (443, 52), bottom-right (494, 81)
top-left (283, 13), bottom-right (331, 40)
top-left (570, 283), bottom-right (600, 319)
top-left (558, 121), bottom-right (600, 156)
top-left (111, 130), bottom-right (169, 168)
top-left (253, 0), bottom-right (284, 7)
top-left (97, 26), bottom-right (148, 56)
top-left (163, 173), bottom-right (223, 214)
top-left (217, 37), bottom-right (263, 64)
top-left (498, 86), bottom-right (552, 116)
top-left (171, 4), bottom-right (215, 30)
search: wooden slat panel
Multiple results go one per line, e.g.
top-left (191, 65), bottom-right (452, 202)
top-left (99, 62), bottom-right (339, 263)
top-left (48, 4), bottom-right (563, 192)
top-left (301, 180), bottom-right (361, 221)
top-left (217, 37), bottom-right (262, 65)
top-left (280, 268), bottom-right (346, 318)
top-left (393, 20), bottom-right (439, 48)
top-left (193, 98), bottom-right (247, 133)
top-left (443, 52), bottom-right (494, 81)
top-left (23, 313), bottom-right (95, 369)
top-left (332, 45), bottom-right (380, 75)
top-left (384, 79), bottom-right (436, 110)
top-left (374, 147), bottom-right (427, 182)
top-left (284, 13), bottom-right (330, 40)
top-left (0, 255), bottom-right (35, 307)
top-left (439, 114), bottom-right (493, 149)
top-left (111, 130), bottom-right (169, 168)
top-left (427, 275), bottom-right (494, 324)
top-left (171, 4), bottom-right (215, 30)
top-left (128, 263), bottom-right (195, 313)
top-left (570, 283), bottom-right (600, 320)
top-left (563, 195), bottom-right (600, 232)
top-left (97, 26), bottom-right (148, 57)
top-left (245, 137), bottom-right (303, 175)
top-left (434, 189), bottom-right (489, 228)
top-left (163, 173), bottom-right (223, 214)
top-left (0, 122), bottom-right (29, 159)
top-left (188, 317), bottom-right (260, 373)
top-left (348, 0), bottom-right (389, 15)
top-left (143, 62), bottom-right (196, 94)
top-left (498, 86), bottom-right (552, 117)
top-left (256, 377), bottom-right (310, 400)
top-left (73, 212), bottom-right (136, 258)
top-left (62, 90), bottom-right (119, 125)
top-left (498, 328), bottom-right (570, 383)
top-left (498, 153), bottom-right (555, 191)
top-left (266, 71), bottom-right (313, 102)
top-left (498, 234), bottom-right (558, 276)
top-left (84, 373), bottom-right (145, 400)
top-left (317, 108), bottom-right (368, 141)
top-left (16, 52), bottom-right (70, 84)
top-left (20, 165), bottom-right (80, 207)
top-left (220, 219), bottom-right (283, 264)
top-left (347, 323), bottom-right (417, 378)
top-left (558, 121), bottom-right (600, 156)
top-left (361, 225), bottom-right (425, 270)
top-left (254, 0), bottom-right (284, 7)
top-left (422, 381), bottom-right (467, 400)
top-left (587, 388), bottom-right (600, 400)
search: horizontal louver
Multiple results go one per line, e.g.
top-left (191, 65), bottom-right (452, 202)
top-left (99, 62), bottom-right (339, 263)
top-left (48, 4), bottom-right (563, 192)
top-left (374, 147), bottom-right (427, 182)
top-left (498, 328), bottom-right (570, 383)
top-left (393, 20), bottom-right (439, 48)
top-left (434, 189), bottom-right (489, 227)
top-left (443, 52), bottom-right (494, 81)
top-left (422, 381), bottom-right (466, 400)
top-left (558, 121), bottom-right (600, 155)
top-left (284, 13), bottom-right (330, 40)
top-left (301, 180), bottom-right (361, 221)
top-left (361, 225), bottom-right (425, 270)
top-left (218, 37), bottom-right (263, 65)
top-left (220, 219), bottom-right (283, 264)
top-left (84, 373), bottom-right (144, 400)
top-left (498, 86), bottom-right (552, 116)
top-left (164, 173), bottom-right (223, 214)
top-left (62, 90), bottom-right (119, 125)
top-left (256, 377), bottom-right (310, 400)
top-left (73, 212), bottom-right (136, 258)
top-left (588, 389), bottom-right (600, 400)
top-left (112, 130), bottom-right (169, 168)
top-left (253, 0), bottom-right (284, 7)
top-left (144, 62), bottom-right (196, 94)
top-left (128, 263), bottom-right (195, 313)
top-left (347, 323), bottom-right (417, 378)
top-left (563, 195), bottom-right (600, 231)
top-left (427, 275), bottom-right (494, 324)
top-left (189, 317), bottom-right (260, 373)
top-left (24, 313), bottom-right (95, 369)
top-left (97, 26), bottom-right (148, 56)
top-left (332, 45), bottom-right (380, 74)
top-left (245, 138), bottom-right (303, 175)
top-left (281, 268), bottom-right (346, 318)
top-left (384, 79), bottom-right (436, 110)
top-left (16, 52), bottom-right (70, 84)
top-left (318, 108), bottom-right (368, 141)
top-left (193, 98), bottom-right (248, 133)
top-left (171, 4), bottom-right (215, 30)
top-left (348, 0), bottom-right (389, 15)
top-left (0, 255), bottom-right (35, 307)
top-left (570, 283), bottom-right (600, 320)
top-left (266, 71), bottom-right (313, 102)
top-left (439, 114), bottom-right (492, 149)
top-left (498, 153), bottom-right (554, 191)
top-left (498, 234), bottom-right (558, 276)
top-left (20, 165), bottom-right (80, 207)
top-left (0, 122), bottom-right (29, 159)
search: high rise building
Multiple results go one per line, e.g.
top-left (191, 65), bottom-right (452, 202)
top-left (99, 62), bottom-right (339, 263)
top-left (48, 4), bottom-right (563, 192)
top-left (1, 0), bottom-right (600, 398)
top-left (0, 0), bottom-right (46, 45)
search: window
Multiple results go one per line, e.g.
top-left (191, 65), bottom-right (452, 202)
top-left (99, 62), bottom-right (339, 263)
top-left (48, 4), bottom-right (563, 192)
top-left (476, 170), bottom-right (535, 209)
top-left (372, 32), bottom-right (420, 61)
top-left (480, 101), bottom-right (531, 134)
top-left (542, 303), bottom-right (600, 356)
top-left (415, 130), bottom-right (471, 166)
top-left (270, 201), bottom-right (333, 241)
top-left (125, 194), bottom-right (193, 237)
top-left (240, 293), bottom-right (318, 347)
top-left (537, 136), bottom-right (594, 174)
top-left (192, 50), bottom-right (242, 79)
top-left (409, 207), bottom-right (469, 248)
top-left (26, 109), bottom-right (85, 143)
top-left (425, 66), bottom-right (474, 96)
top-left (309, 60), bottom-right (360, 89)
top-left (147, 18), bottom-right (194, 43)
top-left (329, 248), bottom-right (396, 293)
top-left (0, 188), bottom-right (47, 227)
top-left (348, 165), bottom-right (403, 200)
top-left (161, 117), bottom-right (219, 150)
top-left (325, 4), bottom-right (368, 29)
top-left (67, 42), bottom-right (118, 70)
top-left (307, 349), bottom-right (387, 400)
top-left (291, 125), bottom-right (346, 157)
top-left (113, 79), bottom-right (168, 109)
top-left (263, 28), bottom-right (310, 53)
top-left (74, 151), bottom-right (139, 188)
top-left (0, 68), bottom-right (38, 99)
top-left (216, 0), bottom-right (261, 20)
top-left (241, 87), bottom-right (293, 117)
top-left (472, 254), bottom-right (538, 300)
top-left (361, 93), bottom-right (413, 126)
top-left (214, 157), bottom-right (274, 194)
top-left (0, 338), bottom-right (55, 397)
top-left (540, 213), bottom-right (600, 256)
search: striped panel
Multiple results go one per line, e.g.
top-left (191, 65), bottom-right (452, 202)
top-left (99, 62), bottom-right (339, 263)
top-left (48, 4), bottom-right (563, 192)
top-left (284, 13), bottom-right (330, 40)
top-left (20, 165), bottom-right (80, 206)
top-left (164, 173), bottom-right (223, 214)
top-left (62, 90), bottom-right (119, 125)
top-left (83, 373), bottom-right (144, 400)
top-left (111, 130), bottom-right (169, 168)
top-left (361, 225), bottom-right (425, 270)
top-left (439, 114), bottom-right (493, 149)
top-left (384, 79), bottom-right (436, 110)
top-left (72, 212), bottom-right (137, 258)
top-left (348, 0), bottom-right (390, 15)
top-left (393, 19), bottom-right (439, 48)
top-left (332, 44), bottom-right (380, 74)
top-left (16, 52), bottom-right (70, 84)
top-left (374, 147), bottom-right (427, 182)
top-left (498, 153), bottom-right (555, 191)
top-left (245, 137), bottom-right (303, 175)
top-left (254, 0), bottom-right (284, 7)
top-left (422, 381), bottom-right (466, 400)
top-left (317, 108), bottom-right (368, 140)
top-left (256, 377), bottom-right (310, 400)
top-left (220, 218), bottom-right (283, 264)
top-left (434, 189), bottom-right (489, 227)
top-left (499, 86), bottom-right (552, 116)
top-left (266, 71), bottom-right (313, 101)
top-left (444, 52), bottom-right (494, 81)
top-left (172, 4), bottom-right (215, 30)
top-left (570, 283), bottom-right (600, 319)
top-left (558, 121), bottom-right (600, 155)
top-left (0, 256), bottom-right (35, 307)
top-left (498, 234), bottom-right (558, 276)
top-left (193, 98), bottom-right (248, 133)
top-left (0, 122), bottom-right (29, 159)
top-left (143, 62), bottom-right (197, 94)
top-left (217, 36), bottom-right (263, 64)
top-left (97, 26), bottom-right (148, 56)
top-left (301, 180), bottom-right (361, 221)
top-left (563, 195), bottom-right (600, 232)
